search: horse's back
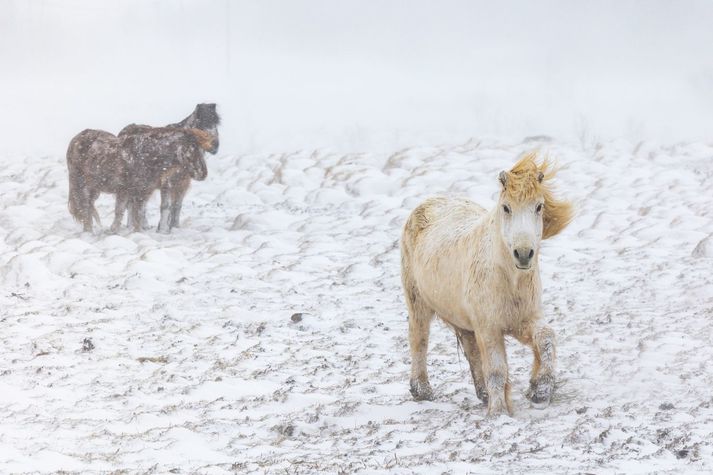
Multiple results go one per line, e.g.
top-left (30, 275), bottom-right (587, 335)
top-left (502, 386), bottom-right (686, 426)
top-left (67, 129), bottom-right (116, 163)
top-left (403, 196), bottom-right (487, 246)
top-left (118, 124), bottom-right (153, 137)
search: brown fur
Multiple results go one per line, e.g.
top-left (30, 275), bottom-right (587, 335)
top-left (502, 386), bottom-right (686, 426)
top-left (116, 105), bottom-right (220, 231)
top-left (187, 128), bottom-right (217, 152)
top-left (118, 127), bottom-right (211, 233)
top-left (66, 129), bottom-right (129, 232)
top-left (65, 127), bottom-right (212, 233)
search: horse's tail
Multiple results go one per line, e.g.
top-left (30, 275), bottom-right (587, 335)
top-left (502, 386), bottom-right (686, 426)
top-left (66, 136), bottom-right (85, 223)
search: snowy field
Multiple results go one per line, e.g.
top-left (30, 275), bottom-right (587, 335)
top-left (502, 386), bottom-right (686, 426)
top-left (0, 138), bottom-right (712, 473)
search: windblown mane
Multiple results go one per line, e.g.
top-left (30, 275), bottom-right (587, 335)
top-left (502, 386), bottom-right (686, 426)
top-left (186, 128), bottom-right (216, 152)
top-left (503, 151), bottom-right (573, 239)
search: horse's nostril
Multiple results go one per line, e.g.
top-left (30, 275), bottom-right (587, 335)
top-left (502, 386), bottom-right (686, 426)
top-left (528, 249), bottom-right (534, 259)
top-left (513, 249), bottom-right (519, 259)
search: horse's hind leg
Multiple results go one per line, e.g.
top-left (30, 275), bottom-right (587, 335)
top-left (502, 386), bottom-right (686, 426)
top-left (89, 190), bottom-right (102, 228)
top-left (524, 325), bottom-right (557, 407)
top-left (157, 186), bottom-right (172, 233)
top-left (454, 328), bottom-right (488, 404)
top-left (79, 188), bottom-right (95, 233)
top-left (110, 192), bottom-right (129, 233)
top-left (406, 286), bottom-right (435, 401)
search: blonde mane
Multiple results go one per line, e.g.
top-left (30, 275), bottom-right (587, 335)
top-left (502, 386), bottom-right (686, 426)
top-left (502, 151), bottom-right (573, 240)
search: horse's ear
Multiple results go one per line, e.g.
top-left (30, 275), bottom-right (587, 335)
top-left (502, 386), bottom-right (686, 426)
top-left (537, 171), bottom-right (544, 183)
top-left (498, 171), bottom-right (508, 189)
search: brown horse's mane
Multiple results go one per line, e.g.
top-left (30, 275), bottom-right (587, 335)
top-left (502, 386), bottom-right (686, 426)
top-left (186, 128), bottom-right (216, 152)
top-left (502, 151), bottom-right (573, 239)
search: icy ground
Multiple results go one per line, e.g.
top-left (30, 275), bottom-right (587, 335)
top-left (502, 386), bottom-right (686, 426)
top-left (0, 139), bottom-right (712, 473)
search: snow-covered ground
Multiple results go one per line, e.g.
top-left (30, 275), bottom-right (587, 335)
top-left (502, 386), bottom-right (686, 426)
top-left (0, 139), bottom-right (712, 473)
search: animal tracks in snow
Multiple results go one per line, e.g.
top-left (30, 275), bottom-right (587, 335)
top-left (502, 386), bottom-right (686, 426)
top-left (0, 139), bottom-right (712, 472)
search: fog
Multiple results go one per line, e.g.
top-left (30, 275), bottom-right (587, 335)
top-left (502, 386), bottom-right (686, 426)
top-left (1, 0), bottom-right (712, 156)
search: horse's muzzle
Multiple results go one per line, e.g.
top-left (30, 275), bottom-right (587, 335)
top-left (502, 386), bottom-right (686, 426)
top-left (513, 247), bottom-right (534, 270)
top-left (208, 138), bottom-right (219, 155)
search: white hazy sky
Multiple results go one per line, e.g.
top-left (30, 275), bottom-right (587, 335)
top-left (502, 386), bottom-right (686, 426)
top-left (1, 0), bottom-right (712, 156)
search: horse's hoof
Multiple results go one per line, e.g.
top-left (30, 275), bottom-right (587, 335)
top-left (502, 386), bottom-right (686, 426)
top-left (486, 398), bottom-right (512, 417)
top-left (475, 385), bottom-right (489, 404)
top-left (527, 376), bottom-right (554, 408)
top-left (410, 379), bottom-right (434, 401)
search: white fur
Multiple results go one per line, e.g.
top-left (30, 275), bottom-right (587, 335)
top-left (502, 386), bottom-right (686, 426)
top-left (401, 193), bottom-right (556, 415)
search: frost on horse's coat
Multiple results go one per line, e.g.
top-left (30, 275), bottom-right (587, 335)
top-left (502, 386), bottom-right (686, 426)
top-left (66, 127), bottom-right (216, 233)
top-left (400, 152), bottom-right (573, 415)
top-left (117, 103), bottom-right (221, 231)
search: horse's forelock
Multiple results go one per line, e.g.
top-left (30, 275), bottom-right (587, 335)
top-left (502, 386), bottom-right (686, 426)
top-left (502, 151), bottom-right (573, 239)
top-left (501, 152), bottom-right (544, 204)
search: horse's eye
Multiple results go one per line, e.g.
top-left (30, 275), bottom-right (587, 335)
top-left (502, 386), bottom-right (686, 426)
top-left (503, 205), bottom-right (511, 214)
top-left (536, 203), bottom-right (543, 214)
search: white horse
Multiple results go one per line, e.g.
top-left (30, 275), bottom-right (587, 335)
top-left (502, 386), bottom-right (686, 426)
top-left (400, 152), bottom-right (573, 415)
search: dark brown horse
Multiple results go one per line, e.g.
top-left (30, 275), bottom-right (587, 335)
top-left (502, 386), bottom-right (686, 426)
top-left (118, 127), bottom-right (216, 233)
top-left (118, 103), bottom-right (220, 230)
top-left (66, 127), bottom-right (216, 233)
top-left (66, 129), bottom-right (127, 232)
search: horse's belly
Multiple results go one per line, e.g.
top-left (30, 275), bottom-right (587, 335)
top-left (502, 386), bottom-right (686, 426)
top-left (413, 267), bottom-right (473, 331)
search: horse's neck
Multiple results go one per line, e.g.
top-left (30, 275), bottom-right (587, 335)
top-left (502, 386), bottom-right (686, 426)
top-left (172, 115), bottom-right (194, 128)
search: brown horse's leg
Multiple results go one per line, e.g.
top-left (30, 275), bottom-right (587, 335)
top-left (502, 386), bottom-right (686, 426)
top-left (169, 175), bottom-right (191, 229)
top-left (157, 186), bottom-right (172, 233)
top-left (406, 287), bottom-right (435, 401)
top-left (140, 201), bottom-right (149, 230)
top-left (127, 196), bottom-right (145, 233)
top-left (89, 190), bottom-right (101, 228)
top-left (476, 332), bottom-right (512, 416)
top-left (125, 200), bottom-right (149, 230)
top-left (80, 187), bottom-right (95, 233)
top-left (524, 325), bottom-right (557, 407)
top-left (110, 192), bottom-right (128, 233)
top-left (454, 328), bottom-right (488, 404)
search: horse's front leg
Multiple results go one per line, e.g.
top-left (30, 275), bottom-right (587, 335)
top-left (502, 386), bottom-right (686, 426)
top-left (140, 201), bottom-right (150, 230)
top-left (157, 186), bottom-right (172, 234)
top-left (476, 331), bottom-right (512, 416)
top-left (169, 176), bottom-right (191, 229)
top-left (127, 200), bottom-right (149, 230)
top-left (525, 324), bottom-right (557, 407)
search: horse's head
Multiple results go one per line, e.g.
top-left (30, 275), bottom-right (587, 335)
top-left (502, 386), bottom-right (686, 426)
top-left (497, 152), bottom-right (573, 271)
top-left (192, 103), bottom-right (221, 151)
